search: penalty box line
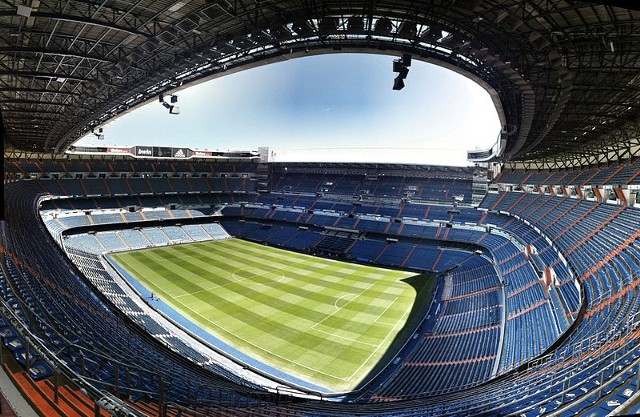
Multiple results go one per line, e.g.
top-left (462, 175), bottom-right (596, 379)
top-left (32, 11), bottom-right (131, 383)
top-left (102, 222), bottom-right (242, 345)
top-left (311, 296), bottom-right (400, 349)
top-left (345, 301), bottom-right (410, 382)
top-left (173, 300), bottom-right (358, 382)
top-left (309, 279), bottom-right (379, 331)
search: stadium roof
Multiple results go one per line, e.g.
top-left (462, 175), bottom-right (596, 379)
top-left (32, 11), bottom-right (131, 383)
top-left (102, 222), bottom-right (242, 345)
top-left (1, 1), bottom-right (639, 168)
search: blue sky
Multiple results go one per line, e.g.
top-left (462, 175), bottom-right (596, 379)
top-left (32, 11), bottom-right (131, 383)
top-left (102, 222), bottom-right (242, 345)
top-left (75, 53), bottom-right (501, 166)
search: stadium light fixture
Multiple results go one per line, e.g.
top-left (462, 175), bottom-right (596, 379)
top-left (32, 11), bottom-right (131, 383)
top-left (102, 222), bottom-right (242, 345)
top-left (392, 54), bottom-right (412, 91)
top-left (91, 127), bottom-right (105, 140)
top-left (393, 76), bottom-right (405, 91)
top-left (159, 93), bottom-right (180, 114)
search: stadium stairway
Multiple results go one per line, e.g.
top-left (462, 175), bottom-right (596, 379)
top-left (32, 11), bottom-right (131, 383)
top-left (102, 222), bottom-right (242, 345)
top-left (2, 361), bottom-right (105, 417)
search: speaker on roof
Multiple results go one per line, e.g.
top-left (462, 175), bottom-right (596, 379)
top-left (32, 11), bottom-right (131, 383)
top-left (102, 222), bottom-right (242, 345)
top-left (402, 54), bottom-right (412, 66)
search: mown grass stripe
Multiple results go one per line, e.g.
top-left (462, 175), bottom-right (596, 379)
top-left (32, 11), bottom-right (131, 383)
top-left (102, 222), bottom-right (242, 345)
top-left (112, 238), bottom-right (422, 391)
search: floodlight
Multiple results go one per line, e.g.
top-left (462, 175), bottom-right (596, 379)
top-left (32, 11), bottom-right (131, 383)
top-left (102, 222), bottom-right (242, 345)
top-left (393, 76), bottom-right (405, 91)
top-left (91, 127), bottom-right (105, 140)
top-left (159, 93), bottom-right (180, 114)
top-left (392, 55), bottom-right (411, 90)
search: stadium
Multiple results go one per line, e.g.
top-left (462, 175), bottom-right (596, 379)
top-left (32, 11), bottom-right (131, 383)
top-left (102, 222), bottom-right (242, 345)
top-left (1, 1), bottom-right (640, 416)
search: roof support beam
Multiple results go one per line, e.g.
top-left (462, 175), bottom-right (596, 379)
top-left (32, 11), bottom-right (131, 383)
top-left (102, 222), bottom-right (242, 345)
top-left (0, 47), bottom-right (117, 64)
top-left (0, 99), bottom-right (71, 107)
top-left (0, 11), bottom-right (148, 38)
top-left (0, 70), bottom-right (91, 82)
top-left (0, 87), bottom-right (81, 96)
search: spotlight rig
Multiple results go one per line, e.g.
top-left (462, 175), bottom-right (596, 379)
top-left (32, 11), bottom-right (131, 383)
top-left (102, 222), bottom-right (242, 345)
top-left (392, 54), bottom-right (412, 91)
top-left (91, 127), bottom-right (104, 140)
top-left (159, 93), bottom-right (180, 114)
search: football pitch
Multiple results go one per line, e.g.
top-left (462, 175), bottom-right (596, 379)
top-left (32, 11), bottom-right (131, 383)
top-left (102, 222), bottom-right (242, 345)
top-left (111, 238), bottom-right (434, 392)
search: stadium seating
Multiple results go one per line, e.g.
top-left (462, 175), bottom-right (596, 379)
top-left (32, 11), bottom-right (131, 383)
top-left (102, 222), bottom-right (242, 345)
top-left (4, 171), bottom-right (640, 417)
top-left (495, 157), bottom-right (640, 187)
top-left (3, 181), bottom-right (274, 415)
top-left (370, 255), bottom-right (502, 399)
top-left (270, 171), bottom-right (475, 203)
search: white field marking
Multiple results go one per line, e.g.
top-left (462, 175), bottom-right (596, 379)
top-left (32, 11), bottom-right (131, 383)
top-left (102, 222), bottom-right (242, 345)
top-left (310, 279), bottom-right (379, 331)
top-left (334, 292), bottom-right (358, 311)
top-left (310, 326), bottom-right (379, 348)
top-left (174, 269), bottom-right (286, 299)
top-left (373, 297), bottom-right (399, 325)
top-left (230, 271), bottom-right (288, 294)
top-left (231, 269), bottom-right (287, 283)
top-left (344, 302), bottom-right (412, 382)
top-left (312, 297), bottom-right (399, 348)
top-left (183, 242), bottom-right (309, 272)
top-left (376, 320), bottom-right (401, 326)
top-left (166, 293), bottom-right (354, 381)
top-left (199, 259), bottom-right (304, 282)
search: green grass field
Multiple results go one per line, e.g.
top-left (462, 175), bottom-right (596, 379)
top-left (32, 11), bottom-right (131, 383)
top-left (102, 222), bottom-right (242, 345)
top-left (111, 238), bottom-right (433, 392)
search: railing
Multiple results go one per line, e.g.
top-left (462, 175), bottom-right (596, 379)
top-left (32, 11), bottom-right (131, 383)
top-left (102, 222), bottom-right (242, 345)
top-left (0, 293), bottom-right (150, 417)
